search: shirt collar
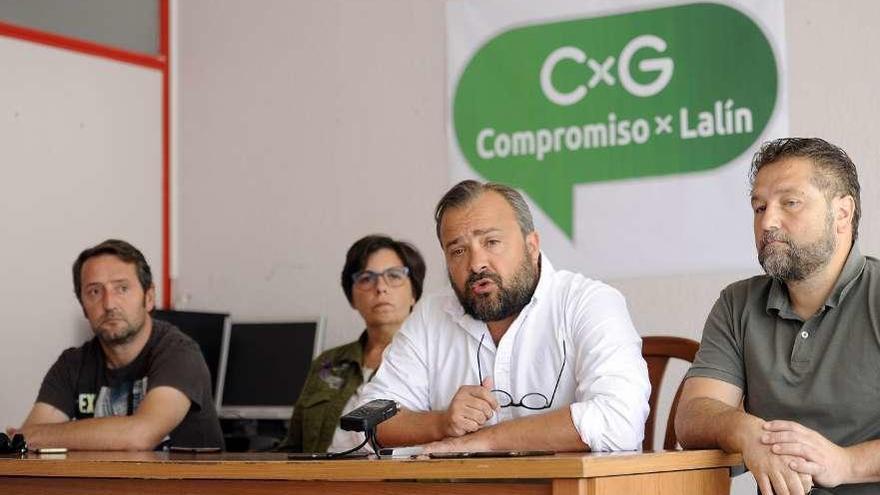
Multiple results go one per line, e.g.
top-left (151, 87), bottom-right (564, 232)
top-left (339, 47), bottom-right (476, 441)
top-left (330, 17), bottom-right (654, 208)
top-left (532, 252), bottom-right (554, 303)
top-left (767, 243), bottom-right (866, 315)
top-left (826, 243), bottom-right (866, 308)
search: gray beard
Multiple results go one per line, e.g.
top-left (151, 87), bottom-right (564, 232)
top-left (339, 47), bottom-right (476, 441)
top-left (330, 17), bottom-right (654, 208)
top-left (758, 210), bottom-right (837, 281)
top-left (452, 253), bottom-right (539, 322)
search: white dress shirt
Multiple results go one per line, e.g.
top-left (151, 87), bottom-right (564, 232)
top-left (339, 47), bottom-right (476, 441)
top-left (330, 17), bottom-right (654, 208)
top-left (360, 254), bottom-right (650, 451)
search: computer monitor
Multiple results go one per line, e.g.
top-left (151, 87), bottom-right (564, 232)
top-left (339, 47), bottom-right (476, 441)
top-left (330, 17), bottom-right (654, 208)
top-left (151, 309), bottom-right (231, 411)
top-left (220, 319), bottom-right (325, 420)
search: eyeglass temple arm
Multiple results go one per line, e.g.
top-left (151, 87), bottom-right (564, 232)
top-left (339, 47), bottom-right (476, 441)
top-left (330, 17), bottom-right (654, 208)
top-left (547, 340), bottom-right (566, 406)
top-left (476, 333), bottom-right (486, 384)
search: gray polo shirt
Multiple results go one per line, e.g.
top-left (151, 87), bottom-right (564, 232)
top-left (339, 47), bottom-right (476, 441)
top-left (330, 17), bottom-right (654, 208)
top-left (687, 244), bottom-right (880, 494)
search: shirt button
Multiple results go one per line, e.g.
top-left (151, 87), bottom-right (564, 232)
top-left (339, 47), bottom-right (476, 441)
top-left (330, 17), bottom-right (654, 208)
top-left (801, 331), bottom-right (809, 339)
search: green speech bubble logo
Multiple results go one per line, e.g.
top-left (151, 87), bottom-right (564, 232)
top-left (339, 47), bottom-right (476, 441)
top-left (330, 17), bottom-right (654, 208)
top-left (452, 3), bottom-right (778, 238)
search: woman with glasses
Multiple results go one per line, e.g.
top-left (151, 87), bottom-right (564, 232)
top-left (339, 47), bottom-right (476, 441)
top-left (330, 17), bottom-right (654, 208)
top-left (279, 235), bottom-right (426, 453)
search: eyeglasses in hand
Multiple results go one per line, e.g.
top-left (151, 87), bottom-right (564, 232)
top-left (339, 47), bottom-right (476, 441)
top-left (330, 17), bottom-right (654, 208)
top-left (352, 266), bottom-right (410, 291)
top-left (477, 333), bottom-right (566, 410)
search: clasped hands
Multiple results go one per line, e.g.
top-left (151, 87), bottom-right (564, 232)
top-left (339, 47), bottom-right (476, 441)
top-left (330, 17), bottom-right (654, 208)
top-left (747, 419), bottom-right (854, 495)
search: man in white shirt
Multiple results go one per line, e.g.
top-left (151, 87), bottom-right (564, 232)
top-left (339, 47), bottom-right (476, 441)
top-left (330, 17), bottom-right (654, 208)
top-left (360, 180), bottom-right (650, 452)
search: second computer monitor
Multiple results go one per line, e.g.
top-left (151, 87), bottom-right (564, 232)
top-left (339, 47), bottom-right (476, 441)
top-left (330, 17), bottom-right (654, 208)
top-left (220, 319), bottom-right (325, 420)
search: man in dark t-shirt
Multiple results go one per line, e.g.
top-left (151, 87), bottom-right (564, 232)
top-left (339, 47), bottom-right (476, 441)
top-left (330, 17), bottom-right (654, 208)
top-left (10, 239), bottom-right (223, 450)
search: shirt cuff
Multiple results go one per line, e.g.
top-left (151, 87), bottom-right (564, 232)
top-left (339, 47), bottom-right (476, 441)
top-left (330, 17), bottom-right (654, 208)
top-left (570, 399), bottom-right (644, 452)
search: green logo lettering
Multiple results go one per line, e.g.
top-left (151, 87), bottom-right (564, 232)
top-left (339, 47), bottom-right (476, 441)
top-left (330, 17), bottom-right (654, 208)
top-left (452, 3), bottom-right (778, 238)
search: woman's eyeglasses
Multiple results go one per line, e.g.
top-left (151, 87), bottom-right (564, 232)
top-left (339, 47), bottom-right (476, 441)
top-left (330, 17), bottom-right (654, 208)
top-left (352, 266), bottom-right (410, 291)
top-left (476, 333), bottom-right (566, 410)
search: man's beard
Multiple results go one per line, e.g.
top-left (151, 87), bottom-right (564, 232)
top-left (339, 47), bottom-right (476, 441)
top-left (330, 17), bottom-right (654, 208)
top-left (758, 209), bottom-right (837, 281)
top-left (451, 251), bottom-right (539, 322)
top-left (94, 307), bottom-right (147, 347)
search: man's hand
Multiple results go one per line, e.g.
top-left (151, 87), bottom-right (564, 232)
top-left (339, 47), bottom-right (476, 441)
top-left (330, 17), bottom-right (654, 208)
top-left (737, 418), bottom-right (813, 495)
top-left (763, 420), bottom-right (854, 488)
top-left (440, 377), bottom-right (499, 437)
top-left (422, 432), bottom-right (490, 454)
top-left (676, 380), bottom-right (812, 494)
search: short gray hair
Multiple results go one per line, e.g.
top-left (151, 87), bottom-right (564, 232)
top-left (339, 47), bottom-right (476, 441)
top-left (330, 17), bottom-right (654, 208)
top-left (434, 180), bottom-right (535, 241)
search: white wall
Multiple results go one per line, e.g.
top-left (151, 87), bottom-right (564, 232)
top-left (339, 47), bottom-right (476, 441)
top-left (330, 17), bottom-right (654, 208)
top-left (175, 0), bottom-right (449, 337)
top-left (0, 35), bottom-right (163, 427)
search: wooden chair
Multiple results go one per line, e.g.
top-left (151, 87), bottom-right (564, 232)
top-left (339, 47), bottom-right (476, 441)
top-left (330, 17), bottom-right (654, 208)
top-left (642, 336), bottom-right (700, 451)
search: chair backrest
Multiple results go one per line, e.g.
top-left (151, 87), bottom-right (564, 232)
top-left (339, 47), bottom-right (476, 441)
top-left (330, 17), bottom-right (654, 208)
top-left (642, 336), bottom-right (700, 451)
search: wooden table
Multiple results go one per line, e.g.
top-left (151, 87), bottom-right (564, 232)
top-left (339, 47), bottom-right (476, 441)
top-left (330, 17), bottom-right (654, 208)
top-left (0, 450), bottom-right (742, 494)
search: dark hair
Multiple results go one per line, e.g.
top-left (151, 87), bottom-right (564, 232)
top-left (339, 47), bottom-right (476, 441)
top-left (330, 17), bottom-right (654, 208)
top-left (434, 180), bottom-right (535, 241)
top-left (72, 239), bottom-right (153, 303)
top-left (341, 235), bottom-right (426, 304)
top-left (750, 137), bottom-right (861, 240)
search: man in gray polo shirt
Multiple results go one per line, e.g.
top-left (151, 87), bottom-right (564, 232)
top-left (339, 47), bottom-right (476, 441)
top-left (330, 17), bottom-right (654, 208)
top-left (675, 138), bottom-right (880, 495)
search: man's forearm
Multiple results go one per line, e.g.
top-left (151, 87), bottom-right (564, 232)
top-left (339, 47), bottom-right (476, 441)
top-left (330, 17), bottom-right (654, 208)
top-left (375, 409), bottom-right (446, 447)
top-left (676, 396), bottom-right (762, 453)
top-left (378, 407), bottom-right (586, 452)
top-left (847, 439), bottom-right (880, 484)
top-left (22, 415), bottom-right (163, 451)
top-left (463, 407), bottom-right (587, 452)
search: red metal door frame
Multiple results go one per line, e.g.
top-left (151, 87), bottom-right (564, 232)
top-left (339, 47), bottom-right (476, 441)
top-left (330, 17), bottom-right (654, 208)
top-left (0, 0), bottom-right (173, 308)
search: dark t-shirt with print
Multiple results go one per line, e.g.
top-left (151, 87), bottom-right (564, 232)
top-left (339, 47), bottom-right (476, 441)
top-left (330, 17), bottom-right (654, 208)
top-left (36, 318), bottom-right (223, 449)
